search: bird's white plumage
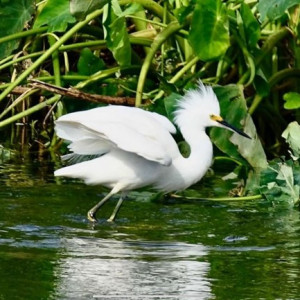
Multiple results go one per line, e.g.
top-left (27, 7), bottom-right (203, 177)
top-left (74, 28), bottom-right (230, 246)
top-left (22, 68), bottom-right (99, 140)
top-left (55, 106), bottom-right (178, 166)
top-left (54, 82), bottom-right (248, 221)
top-left (54, 83), bottom-right (222, 192)
top-left (174, 81), bottom-right (220, 130)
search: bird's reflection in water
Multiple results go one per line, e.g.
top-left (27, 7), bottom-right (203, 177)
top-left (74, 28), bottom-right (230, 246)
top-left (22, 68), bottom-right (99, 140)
top-left (54, 236), bottom-right (212, 299)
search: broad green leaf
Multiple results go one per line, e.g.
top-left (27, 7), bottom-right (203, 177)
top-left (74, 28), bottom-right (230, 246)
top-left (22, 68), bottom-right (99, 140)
top-left (188, 0), bottom-right (229, 61)
top-left (174, 5), bottom-right (195, 24)
top-left (210, 84), bottom-right (267, 168)
top-left (240, 3), bottom-right (260, 49)
top-left (247, 160), bottom-right (300, 206)
top-left (262, 183), bottom-right (294, 206)
top-left (111, 0), bottom-right (123, 15)
top-left (253, 69), bottom-right (270, 97)
top-left (103, 1), bottom-right (131, 67)
top-left (210, 85), bottom-right (246, 161)
top-left (283, 92), bottom-right (300, 110)
top-left (230, 114), bottom-right (268, 169)
top-left (276, 163), bottom-right (299, 204)
top-left (244, 169), bottom-right (262, 194)
top-left (259, 160), bottom-right (281, 185)
top-left (164, 92), bottom-right (180, 121)
top-left (293, 164), bottom-right (300, 185)
top-left (276, 163), bottom-right (294, 183)
top-left (77, 48), bottom-right (105, 76)
top-left (70, 0), bottom-right (109, 20)
top-left (0, 0), bottom-right (35, 59)
top-left (282, 121), bottom-right (300, 159)
top-left (258, 0), bottom-right (300, 21)
top-left (115, 3), bottom-right (143, 18)
top-left (34, 0), bottom-right (76, 32)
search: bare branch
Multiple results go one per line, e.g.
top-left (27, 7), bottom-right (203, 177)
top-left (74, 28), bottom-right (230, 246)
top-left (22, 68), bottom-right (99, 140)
top-left (29, 79), bottom-right (137, 106)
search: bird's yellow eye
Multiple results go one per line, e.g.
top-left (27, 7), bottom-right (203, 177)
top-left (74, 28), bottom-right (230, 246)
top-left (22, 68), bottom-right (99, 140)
top-left (210, 114), bottom-right (223, 122)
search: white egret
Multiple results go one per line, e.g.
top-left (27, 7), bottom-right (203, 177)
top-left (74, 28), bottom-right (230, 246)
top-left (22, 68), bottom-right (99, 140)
top-left (54, 82), bottom-right (250, 222)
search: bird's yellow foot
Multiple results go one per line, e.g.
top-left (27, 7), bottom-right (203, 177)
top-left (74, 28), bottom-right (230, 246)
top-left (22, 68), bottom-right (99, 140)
top-left (107, 217), bottom-right (114, 223)
top-left (87, 210), bottom-right (98, 223)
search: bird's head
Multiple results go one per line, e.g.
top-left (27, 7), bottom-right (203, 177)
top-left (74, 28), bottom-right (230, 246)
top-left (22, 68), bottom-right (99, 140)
top-left (174, 81), bottom-right (250, 139)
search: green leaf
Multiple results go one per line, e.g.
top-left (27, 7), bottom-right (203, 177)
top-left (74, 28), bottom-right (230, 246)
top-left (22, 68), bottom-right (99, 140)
top-left (77, 48), bottom-right (105, 76)
top-left (253, 69), bottom-right (270, 97)
top-left (34, 0), bottom-right (76, 32)
top-left (276, 163), bottom-right (294, 182)
top-left (240, 3), bottom-right (260, 49)
top-left (210, 85), bottom-right (246, 161)
top-left (262, 183), bottom-right (293, 205)
top-left (0, 0), bottom-right (35, 59)
top-left (293, 164), bottom-right (300, 185)
top-left (230, 114), bottom-right (268, 169)
top-left (247, 160), bottom-right (300, 206)
top-left (188, 0), bottom-right (229, 61)
top-left (164, 92), bottom-right (180, 121)
top-left (174, 5), bottom-right (195, 24)
top-left (276, 163), bottom-right (299, 204)
top-left (103, 1), bottom-right (131, 67)
top-left (70, 0), bottom-right (109, 20)
top-left (210, 84), bottom-right (267, 168)
top-left (244, 169), bottom-right (262, 194)
top-left (111, 0), bottom-right (123, 16)
top-left (282, 121), bottom-right (300, 159)
top-left (258, 0), bottom-right (300, 21)
top-left (116, 3), bottom-right (143, 18)
top-left (283, 92), bottom-right (300, 110)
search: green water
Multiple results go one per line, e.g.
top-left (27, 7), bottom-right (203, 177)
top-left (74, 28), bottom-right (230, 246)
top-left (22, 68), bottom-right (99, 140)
top-left (0, 153), bottom-right (300, 300)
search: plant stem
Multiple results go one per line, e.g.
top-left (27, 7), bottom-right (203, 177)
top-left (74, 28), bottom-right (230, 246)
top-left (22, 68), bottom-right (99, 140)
top-left (239, 27), bottom-right (292, 88)
top-left (0, 52), bottom-right (43, 71)
top-left (153, 56), bottom-right (200, 101)
top-left (269, 68), bottom-right (300, 87)
top-left (249, 68), bottom-right (300, 114)
top-left (0, 38), bottom-right (151, 72)
top-left (48, 35), bottom-right (62, 87)
top-left (0, 27), bottom-right (47, 44)
top-left (172, 193), bottom-right (263, 201)
top-left (0, 95), bottom-right (60, 128)
top-left (248, 94), bottom-right (263, 115)
top-left (119, 0), bottom-right (175, 21)
top-left (256, 27), bottom-right (292, 66)
top-left (214, 156), bottom-right (243, 166)
top-left (0, 9), bottom-right (104, 102)
top-left (0, 88), bottom-right (39, 119)
top-left (128, 15), bottom-right (168, 28)
top-left (203, 194), bottom-right (263, 201)
top-left (136, 21), bottom-right (182, 106)
top-left (76, 67), bottom-right (120, 89)
top-left (127, 15), bottom-right (189, 37)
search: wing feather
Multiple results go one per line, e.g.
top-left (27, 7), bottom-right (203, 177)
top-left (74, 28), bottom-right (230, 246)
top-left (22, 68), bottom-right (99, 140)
top-left (55, 106), bottom-right (179, 165)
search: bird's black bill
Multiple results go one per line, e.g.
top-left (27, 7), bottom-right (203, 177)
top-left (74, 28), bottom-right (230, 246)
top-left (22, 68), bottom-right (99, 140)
top-left (217, 120), bottom-right (251, 139)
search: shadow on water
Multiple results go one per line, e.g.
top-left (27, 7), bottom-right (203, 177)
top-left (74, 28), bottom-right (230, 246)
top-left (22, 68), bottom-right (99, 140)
top-left (0, 152), bottom-right (300, 299)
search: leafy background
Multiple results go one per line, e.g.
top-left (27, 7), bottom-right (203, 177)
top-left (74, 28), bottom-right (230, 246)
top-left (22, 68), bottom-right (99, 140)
top-left (0, 0), bottom-right (300, 205)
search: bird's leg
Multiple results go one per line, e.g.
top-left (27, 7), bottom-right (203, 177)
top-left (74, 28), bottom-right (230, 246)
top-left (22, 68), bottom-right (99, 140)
top-left (87, 191), bottom-right (115, 223)
top-left (107, 192), bottom-right (128, 223)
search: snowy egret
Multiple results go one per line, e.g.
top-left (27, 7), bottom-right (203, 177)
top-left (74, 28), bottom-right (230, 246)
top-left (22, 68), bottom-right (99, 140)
top-left (54, 82), bottom-right (250, 222)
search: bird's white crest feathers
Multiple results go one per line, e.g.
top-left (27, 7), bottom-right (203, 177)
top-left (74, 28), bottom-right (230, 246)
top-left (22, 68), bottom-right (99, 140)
top-left (174, 81), bottom-right (220, 129)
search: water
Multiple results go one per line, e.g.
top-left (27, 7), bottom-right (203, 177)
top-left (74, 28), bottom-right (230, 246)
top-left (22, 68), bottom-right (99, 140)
top-left (0, 153), bottom-right (300, 299)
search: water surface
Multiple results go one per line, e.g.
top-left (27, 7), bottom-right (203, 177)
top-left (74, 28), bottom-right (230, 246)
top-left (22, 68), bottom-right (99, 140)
top-left (0, 153), bottom-right (300, 299)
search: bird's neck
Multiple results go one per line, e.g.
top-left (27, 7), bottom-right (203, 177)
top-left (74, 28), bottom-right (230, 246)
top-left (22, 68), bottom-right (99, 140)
top-left (179, 126), bottom-right (213, 187)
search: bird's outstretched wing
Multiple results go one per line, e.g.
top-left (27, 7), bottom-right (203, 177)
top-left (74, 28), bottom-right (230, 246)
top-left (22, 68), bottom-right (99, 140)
top-left (55, 106), bottom-right (179, 166)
